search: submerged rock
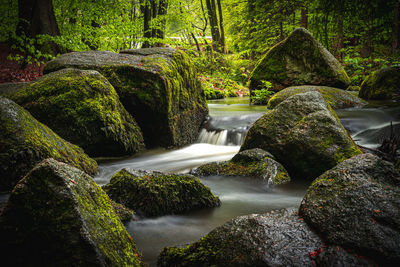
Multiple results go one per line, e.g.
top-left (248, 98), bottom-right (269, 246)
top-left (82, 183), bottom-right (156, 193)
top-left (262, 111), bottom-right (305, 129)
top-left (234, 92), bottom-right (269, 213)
top-left (44, 48), bottom-right (208, 148)
top-left (0, 158), bottom-right (142, 266)
top-left (0, 97), bottom-right (97, 191)
top-left (192, 148), bottom-right (290, 185)
top-left (11, 68), bottom-right (144, 157)
top-left (241, 92), bottom-right (362, 180)
top-left (267, 85), bottom-right (367, 109)
top-left (249, 28), bottom-right (350, 93)
top-left (300, 153), bottom-right (400, 265)
top-left (158, 208), bottom-right (324, 266)
top-left (102, 169), bottom-right (220, 217)
top-left (359, 66), bottom-right (400, 101)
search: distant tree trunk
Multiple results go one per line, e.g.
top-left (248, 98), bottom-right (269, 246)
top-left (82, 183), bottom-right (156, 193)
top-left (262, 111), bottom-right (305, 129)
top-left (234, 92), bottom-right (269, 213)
top-left (141, 0), bottom-right (152, 48)
top-left (191, 32), bottom-right (201, 52)
top-left (280, 21), bottom-right (284, 40)
top-left (17, 0), bottom-right (60, 54)
top-left (205, 0), bottom-right (220, 50)
top-left (216, 0), bottom-right (225, 52)
top-left (334, 15), bottom-right (344, 58)
top-left (300, 7), bottom-right (308, 29)
top-left (156, 0), bottom-right (168, 39)
top-left (393, 1), bottom-right (400, 53)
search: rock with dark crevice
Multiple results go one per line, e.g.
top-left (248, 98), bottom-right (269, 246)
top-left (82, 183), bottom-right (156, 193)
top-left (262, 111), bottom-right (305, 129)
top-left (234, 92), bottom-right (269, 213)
top-left (0, 158), bottom-right (143, 266)
top-left (44, 48), bottom-right (208, 148)
top-left (300, 153), bottom-right (400, 265)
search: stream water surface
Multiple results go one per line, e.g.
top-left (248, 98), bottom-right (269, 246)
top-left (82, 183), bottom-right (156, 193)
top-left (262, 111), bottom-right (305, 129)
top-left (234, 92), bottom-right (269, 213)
top-left (94, 97), bottom-right (400, 266)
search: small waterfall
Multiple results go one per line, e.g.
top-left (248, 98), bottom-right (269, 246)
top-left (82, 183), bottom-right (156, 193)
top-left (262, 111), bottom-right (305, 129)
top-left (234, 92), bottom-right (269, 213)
top-left (196, 114), bottom-right (263, 146)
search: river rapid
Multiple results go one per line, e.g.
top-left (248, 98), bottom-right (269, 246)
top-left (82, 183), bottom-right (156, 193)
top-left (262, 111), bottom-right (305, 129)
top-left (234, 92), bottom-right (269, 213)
top-left (94, 97), bottom-right (400, 266)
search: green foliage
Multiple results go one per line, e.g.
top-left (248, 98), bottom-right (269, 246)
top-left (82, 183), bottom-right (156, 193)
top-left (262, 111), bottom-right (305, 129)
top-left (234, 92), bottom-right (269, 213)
top-left (199, 75), bottom-right (248, 100)
top-left (250, 80), bottom-right (273, 104)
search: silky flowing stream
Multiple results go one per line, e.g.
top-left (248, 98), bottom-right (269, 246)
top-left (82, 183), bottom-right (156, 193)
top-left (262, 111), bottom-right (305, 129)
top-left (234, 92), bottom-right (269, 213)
top-left (94, 97), bottom-right (400, 266)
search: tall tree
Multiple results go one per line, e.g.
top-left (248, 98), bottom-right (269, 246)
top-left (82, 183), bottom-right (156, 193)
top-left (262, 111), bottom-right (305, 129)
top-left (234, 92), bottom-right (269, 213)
top-left (17, 0), bottom-right (60, 54)
top-left (216, 0), bottom-right (225, 51)
top-left (205, 0), bottom-right (220, 50)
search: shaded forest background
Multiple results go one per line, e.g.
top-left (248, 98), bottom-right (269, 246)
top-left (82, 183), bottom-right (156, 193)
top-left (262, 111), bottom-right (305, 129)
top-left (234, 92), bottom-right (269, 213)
top-left (1, 0), bottom-right (399, 89)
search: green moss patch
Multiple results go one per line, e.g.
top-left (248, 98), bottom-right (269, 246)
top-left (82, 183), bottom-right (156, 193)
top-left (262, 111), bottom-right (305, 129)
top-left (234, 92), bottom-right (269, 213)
top-left (0, 97), bottom-right (97, 191)
top-left (103, 168), bottom-right (220, 217)
top-left (11, 68), bottom-right (144, 157)
top-left (249, 28), bottom-right (350, 94)
top-left (0, 158), bottom-right (143, 266)
top-left (267, 85), bottom-right (367, 109)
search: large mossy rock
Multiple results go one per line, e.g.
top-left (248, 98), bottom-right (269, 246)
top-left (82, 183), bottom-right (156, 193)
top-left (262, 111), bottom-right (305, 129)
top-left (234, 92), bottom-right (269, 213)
top-left (0, 81), bottom-right (28, 97)
top-left (158, 208), bottom-right (325, 266)
top-left (249, 28), bottom-right (350, 93)
top-left (11, 68), bottom-right (144, 157)
top-left (44, 48), bottom-right (208, 148)
top-left (359, 66), bottom-right (400, 101)
top-left (267, 85), bottom-right (367, 109)
top-left (240, 92), bottom-right (362, 180)
top-left (299, 153), bottom-right (400, 265)
top-left (191, 148), bottom-right (290, 185)
top-left (0, 97), bottom-right (97, 191)
top-left (102, 169), bottom-right (220, 217)
top-left (0, 158), bottom-right (142, 266)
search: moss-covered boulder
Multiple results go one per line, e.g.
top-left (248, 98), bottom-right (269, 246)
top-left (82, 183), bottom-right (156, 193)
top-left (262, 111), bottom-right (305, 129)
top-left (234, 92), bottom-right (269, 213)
top-left (44, 48), bottom-right (208, 148)
top-left (359, 66), bottom-right (400, 101)
top-left (0, 97), bottom-right (97, 191)
top-left (111, 200), bottom-right (134, 223)
top-left (267, 85), bottom-right (367, 109)
top-left (102, 169), bottom-right (220, 217)
top-left (158, 208), bottom-right (325, 266)
top-left (0, 158), bottom-right (142, 266)
top-left (249, 28), bottom-right (350, 93)
top-left (11, 68), bottom-right (144, 157)
top-left (0, 81), bottom-right (28, 97)
top-left (241, 92), bottom-right (362, 180)
top-left (299, 153), bottom-right (400, 265)
top-left (191, 148), bottom-right (290, 185)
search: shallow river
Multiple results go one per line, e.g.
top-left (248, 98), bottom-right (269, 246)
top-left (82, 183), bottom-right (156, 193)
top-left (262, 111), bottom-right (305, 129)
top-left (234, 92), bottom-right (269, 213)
top-left (95, 97), bottom-right (400, 266)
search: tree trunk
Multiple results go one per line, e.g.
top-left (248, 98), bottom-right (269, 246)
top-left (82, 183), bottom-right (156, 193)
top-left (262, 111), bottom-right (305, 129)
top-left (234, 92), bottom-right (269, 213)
top-left (141, 0), bottom-right (152, 48)
top-left (393, 1), bottom-right (400, 53)
top-left (300, 7), bottom-right (308, 29)
top-left (216, 0), bottom-right (225, 52)
top-left (17, 0), bottom-right (60, 54)
top-left (156, 0), bottom-right (168, 39)
top-left (151, 0), bottom-right (158, 38)
top-left (191, 32), bottom-right (201, 52)
top-left (205, 0), bottom-right (220, 50)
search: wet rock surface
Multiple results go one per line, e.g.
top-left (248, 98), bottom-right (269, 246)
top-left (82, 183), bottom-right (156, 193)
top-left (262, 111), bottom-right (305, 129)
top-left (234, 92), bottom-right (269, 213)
top-left (0, 97), bottom-right (97, 191)
top-left (103, 168), bottom-right (220, 217)
top-left (267, 85), bottom-right (367, 109)
top-left (44, 48), bottom-right (208, 148)
top-left (0, 158), bottom-right (142, 266)
top-left (11, 68), bottom-right (144, 157)
top-left (359, 66), bottom-right (400, 101)
top-left (158, 208), bottom-right (324, 267)
top-left (191, 148), bottom-right (290, 185)
top-left (300, 153), bottom-right (400, 265)
top-left (241, 91), bottom-right (361, 181)
top-left (249, 28), bottom-right (350, 93)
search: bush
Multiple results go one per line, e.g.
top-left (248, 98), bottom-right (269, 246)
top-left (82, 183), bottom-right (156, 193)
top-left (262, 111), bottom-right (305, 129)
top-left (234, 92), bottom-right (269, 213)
top-left (250, 80), bottom-right (273, 104)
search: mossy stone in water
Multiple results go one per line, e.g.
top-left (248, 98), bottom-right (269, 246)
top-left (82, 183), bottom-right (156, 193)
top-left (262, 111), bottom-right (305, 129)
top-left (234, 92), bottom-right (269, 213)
top-left (158, 208), bottom-right (324, 266)
top-left (299, 153), bottom-right (400, 265)
top-left (0, 97), bottom-right (97, 191)
top-left (267, 85), bottom-right (367, 109)
top-left (241, 91), bottom-right (362, 181)
top-left (359, 66), bottom-right (400, 101)
top-left (11, 68), bottom-right (144, 157)
top-left (102, 169), bottom-right (220, 217)
top-left (44, 48), bottom-right (208, 148)
top-left (249, 28), bottom-right (350, 93)
top-left (0, 158), bottom-right (143, 266)
top-left (192, 148), bottom-right (290, 185)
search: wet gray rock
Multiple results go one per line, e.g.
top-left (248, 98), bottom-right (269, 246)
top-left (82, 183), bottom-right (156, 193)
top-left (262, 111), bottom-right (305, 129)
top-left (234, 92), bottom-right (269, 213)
top-left (191, 148), bottom-right (290, 185)
top-left (158, 208), bottom-right (324, 267)
top-left (315, 246), bottom-right (374, 267)
top-left (44, 48), bottom-right (208, 149)
top-left (0, 82), bottom-right (28, 97)
top-left (300, 153), bottom-right (400, 265)
top-left (0, 158), bottom-right (142, 266)
top-left (241, 92), bottom-right (361, 181)
top-left (249, 28), bottom-right (350, 93)
top-left (103, 168), bottom-right (220, 217)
